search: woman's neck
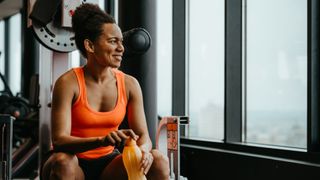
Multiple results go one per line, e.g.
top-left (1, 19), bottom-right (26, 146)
top-left (83, 64), bottom-right (115, 84)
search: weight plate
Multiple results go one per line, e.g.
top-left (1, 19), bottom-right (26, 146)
top-left (32, 21), bottom-right (76, 53)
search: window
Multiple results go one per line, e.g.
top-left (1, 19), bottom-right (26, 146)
top-left (70, 50), bottom-right (81, 68)
top-left (244, 0), bottom-right (307, 148)
top-left (188, 0), bottom-right (225, 140)
top-left (157, 0), bottom-right (173, 116)
top-left (99, 0), bottom-right (105, 9)
top-left (179, 0), bottom-right (320, 175)
top-left (8, 13), bottom-right (22, 95)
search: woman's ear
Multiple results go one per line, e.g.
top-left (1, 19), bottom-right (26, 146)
top-left (84, 39), bottom-right (94, 53)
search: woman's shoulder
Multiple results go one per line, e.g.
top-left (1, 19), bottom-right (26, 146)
top-left (58, 68), bottom-right (77, 81)
top-left (54, 68), bottom-right (78, 89)
top-left (123, 74), bottom-right (142, 101)
top-left (113, 69), bottom-right (142, 100)
top-left (113, 69), bottom-right (138, 86)
top-left (123, 73), bottom-right (139, 88)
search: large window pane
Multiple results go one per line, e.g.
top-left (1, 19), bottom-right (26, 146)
top-left (157, 0), bottom-right (172, 116)
top-left (245, 0), bottom-right (307, 148)
top-left (188, 0), bottom-right (225, 140)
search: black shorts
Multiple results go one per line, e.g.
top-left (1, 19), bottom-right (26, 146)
top-left (78, 149), bottom-right (121, 179)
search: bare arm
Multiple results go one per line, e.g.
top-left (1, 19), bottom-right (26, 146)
top-left (126, 75), bottom-right (154, 174)
top-left (126, 75), bottom-right (152, 151)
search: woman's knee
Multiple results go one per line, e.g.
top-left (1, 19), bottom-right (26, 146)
top-left (53, 153), bottom-right (78, 168)
top-left (150, 149), bottom-right (170, 178)
top-left (42, 152), bottom-right (79, 178)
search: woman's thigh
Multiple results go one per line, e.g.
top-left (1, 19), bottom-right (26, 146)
top-left (99, 154), bottom-right (127, 180)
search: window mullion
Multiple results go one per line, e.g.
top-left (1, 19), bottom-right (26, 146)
top-left (225, 0), bottom-right (243, 143)
top-left (308, 0), bottom-right (320, 152)
top-left (172, 0), bottom-right (186, 116)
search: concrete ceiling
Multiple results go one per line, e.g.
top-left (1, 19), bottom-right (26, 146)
top-left (0, 0), bottom-right (23, 20)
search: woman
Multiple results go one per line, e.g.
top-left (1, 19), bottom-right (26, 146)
top-left (42, 3), bottom-right (169, 180)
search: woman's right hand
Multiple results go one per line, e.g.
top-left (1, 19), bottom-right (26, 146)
top-left (101, 129), bottom-right (139, 147)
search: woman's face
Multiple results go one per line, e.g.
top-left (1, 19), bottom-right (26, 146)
top-left (92, 23), bottom-right (124, 68)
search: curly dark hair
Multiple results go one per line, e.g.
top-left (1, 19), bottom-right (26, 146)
top-left (72, 3), bottom-right (116, 58)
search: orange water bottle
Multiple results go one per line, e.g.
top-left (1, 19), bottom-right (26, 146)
top-left (122, 138), bottom-right (147, 180)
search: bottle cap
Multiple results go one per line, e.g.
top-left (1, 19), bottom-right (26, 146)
top-left (125, 138), bottom-right (137, 146)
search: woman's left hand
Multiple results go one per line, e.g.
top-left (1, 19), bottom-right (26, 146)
top-left (140, 150), bottom-right (153, 175)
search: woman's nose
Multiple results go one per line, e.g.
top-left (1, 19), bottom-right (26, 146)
top-left (117, 43), bottom-right (124, 52)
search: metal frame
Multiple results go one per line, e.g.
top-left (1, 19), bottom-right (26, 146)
top-left (0, 115), bottom-right (14, 180)
top-left (308, 0), bottom-right (320, 152)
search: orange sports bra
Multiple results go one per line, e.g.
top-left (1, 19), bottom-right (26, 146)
top-left (71, 67), bottom-right (127, 160)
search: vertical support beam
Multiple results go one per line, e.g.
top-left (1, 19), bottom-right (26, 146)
top-left (308, 0), bottom-right (320, 152)
top-left (172, 0), bottom-right (186, 116)
top-left (38, 45), bottom-right (53, 164)
top-left (21, 27), bottom-right (39, 98)
top-left (52, 52), bottom-right (72, 83)
top-left (104, 0), bottom-right (115, 17)
top-left (118, 0), bottom-right (157, 146)
top-left (225, 0), bottom-right (242, 142)
top-left (21, 0), bottom-right (39, 98)
top-left (38, 45), bottom-right (71, 166)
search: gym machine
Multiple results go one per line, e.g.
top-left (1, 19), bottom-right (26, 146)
top-left (157, 116), bottom-right (189, 180)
